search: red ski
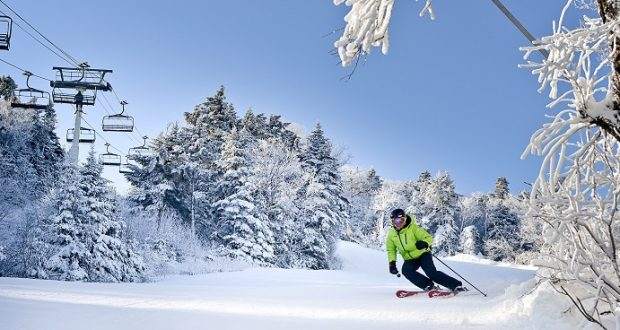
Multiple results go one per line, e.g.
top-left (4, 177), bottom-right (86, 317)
top-left (396, 289), bottom-right (466, 298)
top-left (427, 289), bottom-right (456, 298)
top-left (395, 289), bottom-right (426, 298)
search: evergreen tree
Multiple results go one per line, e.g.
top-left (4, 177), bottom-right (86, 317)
top-left (461, 193), bottom-right (489, 238)
top-left (182, 87), bottom-right (238, 237)
top-left (409, 171), bottom-right (433, 225)
top-left (80, 150), bottom-right (144, 282)
top-left (484, 197), bottom-right (520, 261)
top-left (38, 162), bottom-right (90, 281)
top-left (495, 177), bottom-right (509, 200)
top-left (267, 115), bottom-right (300, 150)
top-left (296, 123), bottom-right (348, 269)
top-left (0, 75), bottom-right (16, 101)
top-left (341, 166), bottom-right (382, 242)
top-left (0, 105), bottom-right (47, 215)
top-left (249, 138), bottom-right (303, 267)
top-left (184, 86), bottom-right (237, 163)
top-left (459, 225), bottom-right (480, 255)
top-left (28, 107), bottom-right (64, 195)
top-left (240, 109), bottom-right (269, 140)
top-left (423, 172), bottom-right (460, 255)
top-left (212, 129), bottom-right (275, 264)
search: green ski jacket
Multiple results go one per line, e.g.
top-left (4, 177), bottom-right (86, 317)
top-left (386, 215), bottom-right (433, 262)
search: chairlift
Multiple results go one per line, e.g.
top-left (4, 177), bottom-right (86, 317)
top-left (50, 62), bottom-right (112, 91)
top-left (129, 136), bottom-right (150, 156)
top-left (52, 88), bottom-right (96, 105)
top-left (11, 71), bottom-right (51, 110)
top-left (102, 100), bottom-right (134, 132)
top-left (119, 159), bottom-right (133, 174)
top-left (100, 143), bottom-right (121, 166)
top-left (66, 127), bottom-right (95, 143)
top-left (0, 16), bottom-right (12, 51)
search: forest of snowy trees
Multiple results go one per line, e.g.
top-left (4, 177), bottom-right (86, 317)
top-left (0, 82), bottom-right (536, 282)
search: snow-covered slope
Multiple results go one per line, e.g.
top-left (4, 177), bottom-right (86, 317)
top-left (0, 242), bottom-right (581, 329)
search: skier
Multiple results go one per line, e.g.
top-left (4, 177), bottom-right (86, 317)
top-left (387, 208), bottom-right (466, 293)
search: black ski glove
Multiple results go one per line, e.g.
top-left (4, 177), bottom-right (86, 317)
top-left (389, 261), bottom-right (398, 274)
top-left (415, 240), bottom-right (429, 250)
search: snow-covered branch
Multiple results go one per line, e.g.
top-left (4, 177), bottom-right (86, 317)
top-left (521, 4), bottom-right (620, 141)
top-left (333, 0), bottom-right (434, 67)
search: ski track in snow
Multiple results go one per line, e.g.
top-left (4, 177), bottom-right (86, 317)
top-left (0, 242), bottom-right (578, 330)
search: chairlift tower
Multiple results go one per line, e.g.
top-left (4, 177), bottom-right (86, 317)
top-left (50, 62), bottom-right (112, 164)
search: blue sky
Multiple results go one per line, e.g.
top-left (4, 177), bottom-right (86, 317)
top-left (2, 1), bottom-right (582, 194)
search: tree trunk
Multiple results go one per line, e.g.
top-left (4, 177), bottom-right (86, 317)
top-left (596, 0), bottom-right (620, 141)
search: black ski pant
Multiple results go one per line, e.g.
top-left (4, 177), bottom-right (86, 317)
top-left (401, 252), bottom-right (462, 290)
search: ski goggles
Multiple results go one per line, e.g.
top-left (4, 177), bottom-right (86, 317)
top-left (391, 215), bottom-right (406, 229)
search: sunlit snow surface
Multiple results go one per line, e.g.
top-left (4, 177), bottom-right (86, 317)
top-left (0, 242), bottom-right (581, 329)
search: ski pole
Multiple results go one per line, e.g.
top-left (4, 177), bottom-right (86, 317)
top-left (432, 253), bottom-right (487, 297)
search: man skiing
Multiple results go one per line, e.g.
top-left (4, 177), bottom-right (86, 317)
top-left (386, 208), bottom-right (465, 293)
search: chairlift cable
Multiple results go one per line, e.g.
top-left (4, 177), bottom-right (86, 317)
top-left (0, 10), bottom-right (76, 67)
top-left (98, 91), bottom-right (116, 115)
top-left (0, 57), bottom-right (50, 81)
top-left (0, 0), bottom-right (80, 66)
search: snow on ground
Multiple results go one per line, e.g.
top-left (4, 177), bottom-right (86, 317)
top-left (0, 242), bottom-right (584, 329)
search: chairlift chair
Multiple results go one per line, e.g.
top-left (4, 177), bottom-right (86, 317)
top-left (100, 143), bottom-right (121, 166)
top-left (50, 62), bottom-right (112, 91)
top-left (66, 127), bottom-right (96, 143)
top-left (102, 100), bottom-right (134, 132)
top-left (11, 71), bottom-right (51, 110)
top-left (52, 88), bottom-right (96, 105)
top-left (119, 159), bottom-right (133, 174)
top-left (0, 16), bottom-right (12, 51)
top-left (129, 136), bottom-right (151, 156)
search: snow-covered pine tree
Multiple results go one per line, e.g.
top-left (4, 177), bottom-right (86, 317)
top-left (494, 177), bottom-right (509, 200)
top-left (249, 138), bottom-right (304, 267)
top-left (409, 171), bottom-right (433, 225)
top-left (0, 75), bottom-right (15, 101)
top-left (212, 128), bottom-right (275, 264)
top-left (483, 196), bottom-right (520, 261)
top-left (240, 109), bottom-right (269, 140)
top-left (267, 115), bottom-right (300, 150)
top-left (459, 225), bottom-right (480, 255)
top-left (296, 123), bottom-right (348, 269)
top-left (124, 151), bottom-right (181, 232)
top-left (423, 171), bottom-right (460, 256)
top-left (124, 124), bottom-right (192, 233)
top-left (184, 86), bottom-right (237, 163)
top-left (0, 103), bottom-right (39, 216)
top-left (460, 193), bottom-right (489, 239)
top-left (182, 87), bottom-right (238, 237)
top-left (80, 149), bottom-right (143, 282)
top-left (341, 166), bottom-right (382, 243)
top-left (28, 106), bottom-right (64, 195)
top-left (38, 162), bottom-right (90, 281)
